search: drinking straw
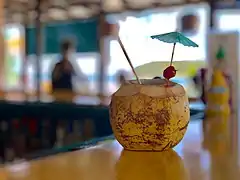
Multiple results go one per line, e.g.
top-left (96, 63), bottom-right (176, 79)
top-left (117, 36), bottom-right (142, 84)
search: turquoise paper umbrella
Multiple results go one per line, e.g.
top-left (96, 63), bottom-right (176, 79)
top-left (151, 32), bottom-right (199, 65)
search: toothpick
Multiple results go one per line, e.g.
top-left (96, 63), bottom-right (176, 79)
top-left (117, 36), bottom-right (141, 84)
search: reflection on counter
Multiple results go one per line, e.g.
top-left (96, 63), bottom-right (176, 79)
top-left (202, 116), bottom-right (230, 155)
top-left (116, 150), bottom-right (187, 180)
top-left (202, 116), bottom-right (237, 180)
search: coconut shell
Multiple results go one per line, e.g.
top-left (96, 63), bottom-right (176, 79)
top-left (109, 79), bottom-right (190, 151)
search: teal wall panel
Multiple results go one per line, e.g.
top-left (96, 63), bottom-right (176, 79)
top-left (26, 19), bottom-right (99, 55)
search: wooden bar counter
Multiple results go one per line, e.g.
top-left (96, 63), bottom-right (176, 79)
top-left (0, 115), bottom-right (238, 180)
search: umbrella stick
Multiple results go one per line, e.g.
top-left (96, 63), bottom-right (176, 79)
top-left (117, 36), bottom-right (141, 84)
top-left (170, 43), bottom-right (176, 66)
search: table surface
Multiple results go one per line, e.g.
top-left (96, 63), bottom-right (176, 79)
top-left (0, 116), bottom-right (238, 180)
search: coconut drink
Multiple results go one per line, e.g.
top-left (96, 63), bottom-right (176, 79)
top-left (110, 79), bottom-right (189, 151)
top-left (110, 33), bottom-right (198, 151)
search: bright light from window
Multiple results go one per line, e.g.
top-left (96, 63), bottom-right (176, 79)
top-left (76, 55), bottom-right (96, 75)
top-left (105, 3), bottom-right (209, 96)
top-left (109, 3), bottom-right (209, 76)
top-left (215, 10), bottom-right (240, 31)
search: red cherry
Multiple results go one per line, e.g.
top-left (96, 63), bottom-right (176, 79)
top-left (163, 66), bottom-right (177, 80)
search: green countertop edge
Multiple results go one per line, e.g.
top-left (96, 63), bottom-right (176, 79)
top-left (26, 135), bottom-right (115, 161)
top-left (57, 134), bottom-right (115, 151)
top-left (25, 109), bottom-right (204, 161)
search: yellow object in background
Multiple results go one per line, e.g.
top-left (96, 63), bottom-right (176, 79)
top-left (206, 68), bottom-right (230, 117)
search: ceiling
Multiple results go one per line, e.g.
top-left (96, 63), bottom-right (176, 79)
top-left (4, 0), bottom-right (206, 24)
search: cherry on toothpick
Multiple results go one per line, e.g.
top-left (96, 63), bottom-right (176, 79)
top-left (163, 66), bottom-right (177, 87)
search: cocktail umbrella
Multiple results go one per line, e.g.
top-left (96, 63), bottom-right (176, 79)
top-left (151, 32), bottom-right (199, 66)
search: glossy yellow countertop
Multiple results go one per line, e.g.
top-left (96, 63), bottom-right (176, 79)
top-left (1, 116), bottom-right (240, 180)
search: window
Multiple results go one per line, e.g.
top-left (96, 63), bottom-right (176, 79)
top-left (75, 53), bottom-right (99, 95)
top-left (25, 54), bottom-right (59, 94)
top-left (106, 3), bottom-right (209, 97)
top-left (4, 24), bottom-right (24, 91)
top-left (6, 21), bottom-right (99, 98)
top-left (215, 9), bottom-right (240, 31)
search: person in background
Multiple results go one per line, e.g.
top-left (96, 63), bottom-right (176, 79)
top-left (52, 40), bottom-right (87, 92)
top-left (192, 68), bottom-right (208, 105)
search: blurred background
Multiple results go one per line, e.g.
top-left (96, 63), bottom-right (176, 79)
top-left (0, 0), bottom-right (239, 163)
top-left (1, 2), bottom-right (237, 102)
top-left (0, 3), bottom-right (211, 100)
